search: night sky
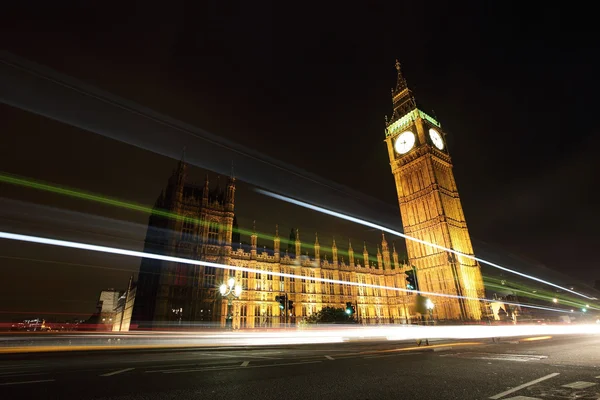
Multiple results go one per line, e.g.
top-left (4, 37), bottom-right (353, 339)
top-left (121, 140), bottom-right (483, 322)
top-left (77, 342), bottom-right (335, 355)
top-left (1, 2), bottom-right (599, 319)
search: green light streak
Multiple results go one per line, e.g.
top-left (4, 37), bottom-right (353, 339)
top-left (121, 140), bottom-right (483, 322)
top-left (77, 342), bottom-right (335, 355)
top-left (0, 173), bottom-right (388, 263)
top-left (483, 276), bottom-right (591, 309)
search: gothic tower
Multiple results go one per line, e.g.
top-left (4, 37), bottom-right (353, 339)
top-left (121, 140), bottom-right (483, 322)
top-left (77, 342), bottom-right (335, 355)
top-left (384, 60), bottom-right (484, 320)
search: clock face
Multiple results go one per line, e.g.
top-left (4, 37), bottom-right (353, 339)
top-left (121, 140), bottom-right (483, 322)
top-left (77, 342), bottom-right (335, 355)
top-left (394, 131), bottom-right (416, 155)
top-left (429, 128), bottom-right (444, 150)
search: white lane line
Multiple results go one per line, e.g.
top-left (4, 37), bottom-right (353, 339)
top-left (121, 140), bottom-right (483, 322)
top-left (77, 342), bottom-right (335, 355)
top-left (503, 396), bottom-right (542, 400)
top-left (489, 373), bottom-right (560, 399)
top-left (324, 355), bottom-right (334, 360)
top-left (0, 379), bottom-right (55, 386)
top-left (561, 381), bottom-right (597, 389)
top-left (100, 368), bottom-right (135, 377)
top-left (240, 361), bottom-right (249, 367)
top-left (164, 360), bottom-right (322, 374)
top-left (596, 375), bottom-right (600, 378)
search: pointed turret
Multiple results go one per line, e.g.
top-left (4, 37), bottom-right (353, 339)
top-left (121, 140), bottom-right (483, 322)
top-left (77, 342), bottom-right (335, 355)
top-left (376, 245), bottom-right (383, 269)
top-left (202, 175), bottom-right (209, 206)
top-left (381, 233), bottom-right (391, 270)
top-left (332, 238), bottom-right (338, 267)
top-left (225, 172), bottom-right (235, 212)
top-left (250, 220), bottom-right (257, 258)
top-left (363, 242), bottom-right (369, 268)
top-left (295, 229), bottom-right (301, 259)
top-left (168, 156), bottom-right (187, 207)
top-left (348, 240), bottom-right (355, 267)
top-left (274, 224), bottom-right (280, 261)
top-left (392, 242), bottom-right (399, 269)
top-left (314, 233), bottom-right (320, 264)
top-left (390, 60), bottom-right (417, 121)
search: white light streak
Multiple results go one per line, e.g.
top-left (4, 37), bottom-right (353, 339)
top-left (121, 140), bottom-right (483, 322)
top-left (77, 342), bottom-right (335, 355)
top-left (0, 231), bottom-right (575, 315)
top-left (256, 189), bottom-right (594, 300)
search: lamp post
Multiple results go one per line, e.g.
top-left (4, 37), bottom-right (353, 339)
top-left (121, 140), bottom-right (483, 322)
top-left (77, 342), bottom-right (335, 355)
top-left (219, 277), bottom-right (243, 330)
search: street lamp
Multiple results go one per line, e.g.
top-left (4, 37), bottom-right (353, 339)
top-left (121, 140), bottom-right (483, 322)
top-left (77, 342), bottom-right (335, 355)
top-left (552, 298), bottom-right (558, 303)
top-left (219, 277), bottom-right (243, 330)
top-left (425, 298), bottom-right (434, 324)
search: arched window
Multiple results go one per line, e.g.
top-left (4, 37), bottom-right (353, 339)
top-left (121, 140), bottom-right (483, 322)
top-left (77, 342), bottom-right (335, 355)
top-left (208, 221), bottom-right (219, 244)
top-left (181, 218), bottom-right (195, 242)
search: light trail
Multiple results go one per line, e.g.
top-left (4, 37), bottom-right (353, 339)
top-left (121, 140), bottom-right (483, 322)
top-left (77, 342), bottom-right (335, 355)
top-left (1, 325), bottom-right (599, 354)
top-left (0, 231), bottom-right (576, 315)
top-left (256, 189), bottom-right (595, 301)
top-left (0, 173), bottom-right (358, 259)
top-left (3, 173), bottom-right (593, 308)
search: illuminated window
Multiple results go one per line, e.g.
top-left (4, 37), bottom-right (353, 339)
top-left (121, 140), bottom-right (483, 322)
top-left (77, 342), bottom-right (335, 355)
top-left (208, 221), bottom-right (219, 244)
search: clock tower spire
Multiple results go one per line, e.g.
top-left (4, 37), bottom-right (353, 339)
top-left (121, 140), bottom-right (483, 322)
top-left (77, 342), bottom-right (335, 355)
top-left (384, 60), bottom-right (485, 321)
top-left (391, 60), bottom-right (417, 119)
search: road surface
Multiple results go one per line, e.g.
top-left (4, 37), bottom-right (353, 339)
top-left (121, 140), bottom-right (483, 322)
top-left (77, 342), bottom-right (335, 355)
top-left (1, 334), bottom-right (599, 399)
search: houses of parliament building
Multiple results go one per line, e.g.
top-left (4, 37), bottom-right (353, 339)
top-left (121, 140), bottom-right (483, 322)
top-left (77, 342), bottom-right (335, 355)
top-left (131, 62), bottom-right (485, 329)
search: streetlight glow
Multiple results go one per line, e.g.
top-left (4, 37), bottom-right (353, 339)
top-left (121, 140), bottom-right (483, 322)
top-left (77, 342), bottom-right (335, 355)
top-left (234, 284), bottom-right (243, 297)
top-left (228, 277), bottom-right (235, 288)
top-left (219, 284), bottom-right (228, 295)
top-left (426, 298), bottom-right (434, 310)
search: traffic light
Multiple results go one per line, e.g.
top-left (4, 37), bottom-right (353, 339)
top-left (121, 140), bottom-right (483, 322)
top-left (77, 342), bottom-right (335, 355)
top-left (345, 302), bottom-right (355, 316)
top-left (405, 269), bottom-right (417, 291)
top-left (275, 295), bottom-right (286, 310)
top-left (288, 300), bottom-right (294, 313)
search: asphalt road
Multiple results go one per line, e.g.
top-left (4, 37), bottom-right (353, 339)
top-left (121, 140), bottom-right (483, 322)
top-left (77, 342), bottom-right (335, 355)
top-left (1, 335), bottom-right (599, 399)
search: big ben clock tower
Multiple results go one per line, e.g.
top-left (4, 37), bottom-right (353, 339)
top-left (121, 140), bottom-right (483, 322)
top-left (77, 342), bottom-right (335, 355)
top-left (385, 61), bottom-right (484, 320)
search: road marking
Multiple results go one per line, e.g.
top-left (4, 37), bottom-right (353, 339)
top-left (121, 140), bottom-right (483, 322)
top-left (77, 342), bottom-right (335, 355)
top-left (364, 353), bottom-right (417, 359)
top-left (489, 372), bottom-right (560, 399)
top-left (433, 347), bottom-right (452, 352)
top-left (0, 379), bottom-right (55, 386)
top-left (164, 360), bottom-right (322, 374)
top-left (561, 381), bottom-right (597, 389)
top-left (0, 372), bottom-right (49, 378)
top-left (0, 364), bottom-right (43, 370)
top-left (596, 375), bottom-right (600, 379)
top-left (145, 362), bottom-right (240, 373)
top-left (446, 353), bottom-right (547, 363)
top-left (324, 355), bottom-right (334, 360)
top-left (201, 352), bottom-right (280, 360)
top-left (100, 368), bottom-right (135, 377)
top-left (358, 341), bottom-right (483, 356)
top-left (240, 361), bottom-right (249, 367)
top-left (503, 397), bottom-right (542, 400)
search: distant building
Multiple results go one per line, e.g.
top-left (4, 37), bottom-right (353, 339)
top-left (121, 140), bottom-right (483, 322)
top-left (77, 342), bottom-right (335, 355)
top-left (96, 288), bottom-right (123, 330)
top-left (112, 276), bottom-right (137, 332)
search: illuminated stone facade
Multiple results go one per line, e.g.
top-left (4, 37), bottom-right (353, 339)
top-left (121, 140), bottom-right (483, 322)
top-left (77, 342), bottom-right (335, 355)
top-left (384, 61), bottom-right (485, 320)
top-left (132, 160), bottom-right (424, 328)
top-left (226, 230), bottom-right (417, 328)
